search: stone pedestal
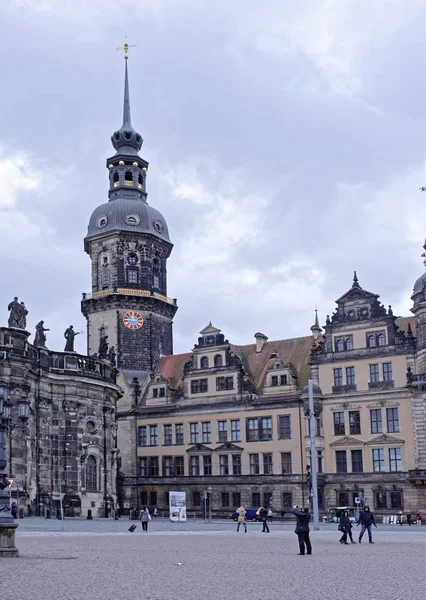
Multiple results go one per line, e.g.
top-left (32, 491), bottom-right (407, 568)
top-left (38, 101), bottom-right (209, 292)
top-left (0, 522), bottom-right (19, 558)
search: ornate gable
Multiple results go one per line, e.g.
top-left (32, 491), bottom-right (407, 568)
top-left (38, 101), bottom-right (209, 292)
top-left (330, 435), bottom-right (364, 447)
top-left (367, 434), bottom-right (405, 445)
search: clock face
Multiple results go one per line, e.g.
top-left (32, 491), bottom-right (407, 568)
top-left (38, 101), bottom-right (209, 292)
top-left (123, 311), bottom-right (144, 330)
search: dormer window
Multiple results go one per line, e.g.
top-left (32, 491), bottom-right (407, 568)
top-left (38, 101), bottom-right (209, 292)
top-left (336, 339), bottom-right (344, 352)
top-left (335, 336), bottom-right (353, 352)
top-left (271, 375), bottom-right (278, 386)
top-left (368, 335), bottom-right (376, 348)
top-left (345, 338), bottom-right (353, 350)
top-left (124, 171), bottom-right (133, 186)
top-left (200, 356), bottom-right (209, 368)
top-left (280, 374), bottom-right (287, 385)
top-left (214, 354), bottom-right (223, 367)
top-left (378, 333), bottom-right (385, 346)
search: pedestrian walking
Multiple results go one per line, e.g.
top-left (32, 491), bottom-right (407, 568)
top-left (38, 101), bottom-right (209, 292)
top-left (416, 512), bottom-right (422, 525)
top-left (260, 505), bottom-right (270, 533)
top-left (357, 505), bottom-right (377, 543)
top-left (236, 506), bottom-right (247, 533)
top-left (153, 507), bottom-right (158, 518)
top-left (291, 505), bottom-right (312, 555)
top-left (280, 509), bottom-right (286, 524)
top-left (338, 510), bottom-right (355, 544)
top-left (406, 513), bottom-right (412, 526)
top-left (140, 507), bottom-right (150, 531)
top-left (268, 507), bottom-right (273, 523)
top-left (397, 511), bottom-right (403, 526)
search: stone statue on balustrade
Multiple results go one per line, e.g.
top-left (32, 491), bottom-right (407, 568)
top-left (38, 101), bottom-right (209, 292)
top-left (64, 325), bottom-right (80, 352)
top-left (98, 334), bottom-right (109, 359)
top-left (34, 321), bottom-right (49, 347)
top-left (108, 345), bottom-right (116, 366)
top-left (7, 297), bottom-right (28, 329)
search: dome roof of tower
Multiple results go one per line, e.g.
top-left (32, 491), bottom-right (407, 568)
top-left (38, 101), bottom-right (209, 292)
top-left (85, 198), bottom-right (172, 245)
top-left (413, 272), bottom-right (426, 296)
top-left (300, 383), bottom-right (323, 398)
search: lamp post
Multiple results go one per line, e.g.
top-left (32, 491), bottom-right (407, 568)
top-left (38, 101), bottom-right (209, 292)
top-left (207, 486), bottom-right (212, 523)
top-left (0, 381), bottom-right (19, 557)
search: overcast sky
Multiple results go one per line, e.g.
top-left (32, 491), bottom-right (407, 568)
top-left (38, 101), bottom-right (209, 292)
top-left (2, 0), bottom-right (426, 355)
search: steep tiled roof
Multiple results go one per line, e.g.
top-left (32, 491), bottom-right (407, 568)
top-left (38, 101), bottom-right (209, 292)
top-left (231, 337), bottom-right (313, 394)
top-left (155, 352), bottom-right (192, 390)
top-left (395, 316), bottom-right (416, 336)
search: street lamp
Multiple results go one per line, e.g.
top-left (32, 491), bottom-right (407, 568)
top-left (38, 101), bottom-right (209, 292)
top-left (0, 380), bottom-right (19, 557)
top-left (207, 486), bottom-right (212, 523)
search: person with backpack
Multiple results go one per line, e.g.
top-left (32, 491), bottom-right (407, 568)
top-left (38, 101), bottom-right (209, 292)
top-left (291, 505), bottom-right (312, 555)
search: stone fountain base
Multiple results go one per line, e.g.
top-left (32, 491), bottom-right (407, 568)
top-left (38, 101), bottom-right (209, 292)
top-left (0, 522), bottom-right (19, 557)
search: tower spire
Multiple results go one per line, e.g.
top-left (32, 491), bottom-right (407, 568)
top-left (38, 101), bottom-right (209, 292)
top-left (123, 59), bottom-right (131, 127)
top-left (310, 306), bottom-right (322, 341)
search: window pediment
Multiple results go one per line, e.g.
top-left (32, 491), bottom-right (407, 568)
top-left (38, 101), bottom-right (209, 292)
top-left (186, 443), bottom-right (213, 454)
top-left (330, 435), bottom-right (364, 447)
top-left (367, 434), bottom-right (405, 446)
top-left (215, 442), bottom-right (243, 453)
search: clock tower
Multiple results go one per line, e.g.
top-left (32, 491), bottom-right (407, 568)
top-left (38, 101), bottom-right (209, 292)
top-left (81, 53), bottom-right (177, 372)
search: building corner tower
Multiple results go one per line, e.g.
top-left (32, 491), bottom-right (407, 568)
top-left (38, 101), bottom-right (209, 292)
top-left (81, 53), bottom-right (178, 380)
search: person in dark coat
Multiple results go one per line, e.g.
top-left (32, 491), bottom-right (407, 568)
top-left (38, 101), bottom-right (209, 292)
top-left (339, 510), bottom-right (355, 544)
top-left (260, 506), bottom-right (270, 533)
top-left (406, 513), bottom-right (412, 526)
top-left (357, 506), bottom-right (377, 543)
top-left (291, 505), bottom-right (312, 555)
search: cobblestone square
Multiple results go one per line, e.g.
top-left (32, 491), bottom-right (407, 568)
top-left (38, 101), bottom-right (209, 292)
top-left (1, 520), bottom-right (425, 600)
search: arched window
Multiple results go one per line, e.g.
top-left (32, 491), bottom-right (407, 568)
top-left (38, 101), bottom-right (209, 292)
top-left (200, 356), bottom-right (209, 368)
top-left (345, 338), bottom-right (353, 350)
top-left (377, 333), bottom-right (385, 347)
top-left (85, 456), bottom-right (97, 492)
top-left (138, 173), bottom-right (144, 189)
top-left (113, 172), bottom-right (119, 187)
top-left (124, 171), bottom-right (133, 186)
top-left (336, 339), bottom-right (344, 352)
top-left (101, 255), bottom-right (109, 288)
top-left (214, 354), bottom-right (223, 367)
top-left (368, 335), bottom-right (376, 348)
top-left (127, 253), bottom-right (138, 266)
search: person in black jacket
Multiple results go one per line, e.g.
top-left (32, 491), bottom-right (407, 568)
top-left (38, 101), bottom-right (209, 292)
top-left (260, 505), bottom-right (270, 533)
top-left (357, 506), bottom-right (377, 543)
top-left (339, 510), bottom-right (355, 544)
top-left (291, 505), bottom-right (312, 555)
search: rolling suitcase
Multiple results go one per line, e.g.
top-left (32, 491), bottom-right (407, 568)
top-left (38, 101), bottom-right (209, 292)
top-left (128, 524), bottom-right (137, 533)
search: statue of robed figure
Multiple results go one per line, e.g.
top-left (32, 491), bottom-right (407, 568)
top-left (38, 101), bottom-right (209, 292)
top-left (7, 297), bottom-right (28, 329)
top-left (64, 325), bottom-right (80, 352)
top-left (34, 321), bottom-right (49, 347)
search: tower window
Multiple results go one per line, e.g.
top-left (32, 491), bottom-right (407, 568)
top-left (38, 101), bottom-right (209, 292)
top-left (214, 354), bottom-right (223, 367)
top-left (138, 174), bottom-right (144, 189)
top-left (124, 171), bottom-right (133, 186)
top-left (200, 356), bottom-right (209, 368)
top-left (126, 269), bottom-right (139, 284)
top-left (153, 258), bottom-right (160, 272)
top-left (85, 456), bottom-right (97, 492)
top-left (153, 275), bottom-right (160, 289)
top-left (113, 172), bottom-right (119, 187)
top-left (127, 253), bottom-right (138, 266)
top-left (102, 266), bottom-right (109, 288)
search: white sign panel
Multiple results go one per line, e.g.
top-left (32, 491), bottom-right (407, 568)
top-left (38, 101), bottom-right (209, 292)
top-left (169, 491), bottom-right (186, 522)
top-left (355, 497), bottom-right (361, 504)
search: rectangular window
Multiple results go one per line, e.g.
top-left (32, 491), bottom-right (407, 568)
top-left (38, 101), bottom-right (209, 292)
top-left (346, 366), bottom-right (355, 385)
top-left (390, 491), bottom-right (403, 509)
top-left (153, 388), bottom-right (158, 398)
top-left (351, 449), bottom-right (363, 473)
top-left (333, 368), bottom-right (343, 386)
top-left (149, 425), bottom-right (158, 446)
top-left (191, 379), bottom-right (208, 394)
top-left (159, 387), bottom-right (166, 398)
top-left (216, 377), bottom-right (234, 391)
top-left (232, 492), bottom-right (241, 508)
top-left (370, 364), bottom-right (380, 383)
top-left (190, 422), bottom-right (199, 444)
top-left (219, 455), bottom-right (229, 475)
top-left (190, 455), bottom-right (200, 476)
top-left (175, 423), bottom-right (184, 445)
top-left (138, 426), bottom-right (147, 447)
top-left (370, 409), bottom-right (383, 434)
top-left (336, 450), bottom-right (348, 473)
top-left (389, 448), bottom-right (402, 472)
top-left (317, 450), bottom-right (323, 474)
top-left (218, 421), bottom-right (228, 443)
top-left (221, 492), bottom-right (230, 507)
top-left (333, 412), bottom-right (345, 436)
top-left (192, 492), bottom-right (201, 507)
top-left (232, 454), bottom-right (242, 475)
top-left (271, 375), bottom-right (278, 386)
top-left (175, 456), bottom-right (184, 476)
top-left (225, 376), bottom-right (234, 390)
top-left (316, 418), bottom-right (321, 436)
top-left (372, 448), bottom-right (385, 472)
top-left (202, 421), bottom-right (211, 444)
top-left (280, 374), bottom-right (288, 385)
top-left (278, 415), bottom-right (291, 439)
top-left (375, 491), bottom-right (387, 509)
top-left (338, 491), bottom-right (349, 506)
top-left (149, 456), bottom-right (159, 476)
top-left (163, 456), bottom-right (173, 477)
top-left (249, 454), bottom-right (260, 475)
top-left (349, 411), bottom-right (361, 435)
top-left (203, 455), bottom-right (212, 476)
top-left (252, 492), bottom-right (261, 507)
top-left (231, 420), bottom-right (241, 442)
top-left (150, 491), bottom-right (157, 507)
top-left (138, 457), bottom-right (148, 477)
top-left (126, 268), bottom-right (139, 284)
top-left (281, 452), bottom-right (292, 474)
top-left (163, 424), bottom-right (172, 446)
top-left (387, 408), bottom-right (400, 433)
top-left (263, 452), bottom-right (273, 474)
top-left (247, 418), bottom-right (259, 441)
top-left (260, 417), bottom-right (272, 440)
top-left (282, 492), bottom-right (292, 508)
top-left (140, 491), bottom-right (148, 506)
top-left (383, 362), bottom-right (393, 382)
top-left (200, 379), bottom-right (208, 393)
top-left (153, 275), bottom-right (160, 289)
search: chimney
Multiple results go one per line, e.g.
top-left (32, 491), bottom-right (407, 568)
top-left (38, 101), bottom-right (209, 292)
top-left (254, 332), bottom-right (268, 353)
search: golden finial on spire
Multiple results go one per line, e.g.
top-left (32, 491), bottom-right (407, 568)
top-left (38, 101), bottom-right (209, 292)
top-left (116, 35), bottom-right (136, 60)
